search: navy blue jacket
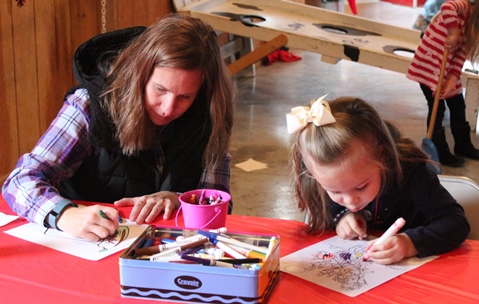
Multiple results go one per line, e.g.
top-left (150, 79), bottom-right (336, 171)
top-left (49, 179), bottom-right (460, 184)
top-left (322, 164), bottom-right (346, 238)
top-left (330, 163), bottom-right (470, 257)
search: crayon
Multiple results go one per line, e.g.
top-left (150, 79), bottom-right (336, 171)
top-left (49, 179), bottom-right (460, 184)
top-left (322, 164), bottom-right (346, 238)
top-left (198, 189), bottom-right (206, 205)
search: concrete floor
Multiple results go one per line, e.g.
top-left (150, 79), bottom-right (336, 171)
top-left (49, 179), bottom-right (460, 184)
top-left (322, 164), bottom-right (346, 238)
top-left (229, 2), bottom-right (479, 221)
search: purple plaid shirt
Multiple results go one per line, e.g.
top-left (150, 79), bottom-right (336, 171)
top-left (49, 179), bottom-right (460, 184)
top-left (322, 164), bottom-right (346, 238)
top-left (2, 88), bottom-right (231, 225)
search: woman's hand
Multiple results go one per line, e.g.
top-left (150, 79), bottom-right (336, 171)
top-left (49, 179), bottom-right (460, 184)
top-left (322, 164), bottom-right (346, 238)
top-left (336, 212), bottom-right (368, 240)
top-left (114, 191), bottom-right (180, 224)
top-left (363, 233), bottom-right (418, 265)
top-left (56, 205), bottom-right (119, 242)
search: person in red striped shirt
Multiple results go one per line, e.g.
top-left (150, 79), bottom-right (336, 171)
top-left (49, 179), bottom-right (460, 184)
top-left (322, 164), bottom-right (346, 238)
top-left (407, 0), bottom-right (479, 167)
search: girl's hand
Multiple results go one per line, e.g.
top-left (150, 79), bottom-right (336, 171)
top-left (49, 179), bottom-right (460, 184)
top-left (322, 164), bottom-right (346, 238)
top-left (114, 191), bottom-right (179, 224)
top-left (363, 233), bottom-right (418, 265)
top-left (445, 27), bottom-right (460, 51)
top-left (57, 205), bottom-right (119, 242)
top-left (336, 212), bottom-right (368, 240)
top-left (441, 74), bottom-right (458, 98)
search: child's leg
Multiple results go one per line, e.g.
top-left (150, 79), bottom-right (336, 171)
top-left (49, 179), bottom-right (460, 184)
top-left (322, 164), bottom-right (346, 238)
top-left (446, 94), bottom-right (479, 160)
top-left (420, 84), bottom-right (465, 167)
top-left (420, 84), bottom-right (445, 132)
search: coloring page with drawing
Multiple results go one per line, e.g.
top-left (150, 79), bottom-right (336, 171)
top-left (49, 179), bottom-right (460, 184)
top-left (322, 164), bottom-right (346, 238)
top-left (4, 218), bottom-right (148, 261)
top-left (280, 236), bottom-right (437, 297)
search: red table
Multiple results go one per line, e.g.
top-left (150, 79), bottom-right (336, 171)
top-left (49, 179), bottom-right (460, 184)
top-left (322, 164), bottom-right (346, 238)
top-left (1, 197), bottom-right (478, 303)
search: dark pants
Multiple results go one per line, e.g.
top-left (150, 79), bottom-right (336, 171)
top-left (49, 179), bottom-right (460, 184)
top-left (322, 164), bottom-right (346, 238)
top-left (420, 84), bottom-right (468, 132)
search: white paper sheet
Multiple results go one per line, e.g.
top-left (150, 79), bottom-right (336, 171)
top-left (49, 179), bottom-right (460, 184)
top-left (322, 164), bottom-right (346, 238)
top-left (280, 236), bottom-right (437, 297)
top-left (4, 218), bottom-right (148, 261)
top-left (235, 158), bottom-right (268, 172)
top-left (0, 212), bottom-right (19, 226)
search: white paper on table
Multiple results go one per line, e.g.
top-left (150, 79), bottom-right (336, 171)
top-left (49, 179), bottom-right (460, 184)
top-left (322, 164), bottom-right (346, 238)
top-left (280, 235), bottom-right (437, 297)
top-left (4, 218), bottom-right (148, 261)
top-left (0, 212), bottom-right (19, 227)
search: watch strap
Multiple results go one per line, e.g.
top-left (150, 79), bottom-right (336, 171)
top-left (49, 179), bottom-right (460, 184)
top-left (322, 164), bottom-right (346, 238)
top-left (45, 200), bottom-right (78, 231)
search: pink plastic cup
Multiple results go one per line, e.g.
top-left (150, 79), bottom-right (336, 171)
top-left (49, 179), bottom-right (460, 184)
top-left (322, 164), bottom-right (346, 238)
top-left (176, 189), bottom-right (230, 229)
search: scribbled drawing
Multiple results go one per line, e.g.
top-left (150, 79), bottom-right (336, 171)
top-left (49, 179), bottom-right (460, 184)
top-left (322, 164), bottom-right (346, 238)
top-left (322, 253), bottom-right (334, 260)
top-left (281, 236), bottom-right (437, 297)
top-left (288, 243), bottom-right (375, 291)
top-left (44, 225), bottom-right (130, 252)
top-left (97, 226), bottom-right (130, 252)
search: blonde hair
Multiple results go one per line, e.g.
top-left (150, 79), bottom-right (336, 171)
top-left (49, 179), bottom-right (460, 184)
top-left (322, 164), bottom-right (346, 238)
top-left (291, 97), bottom-right (429, 233)
top-left (102, 14), bottom-right (234, 169)
top-left (465, 1), bottom-right (479, 62)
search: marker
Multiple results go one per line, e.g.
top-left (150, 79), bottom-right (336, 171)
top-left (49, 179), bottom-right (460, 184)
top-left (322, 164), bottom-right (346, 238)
top-left (161, 238), bottom-right (176, 244)
top-left (189, 253), bottom-right (217, 260)
top-left (99, 210), bottom-right (110, 220)
top-left (99, 209), bottom-right (121, 237)
top-left (211, 194), bottom-right (224, 205)
top-left (198, 231), bottom-right (268, 254)
top-left (142, 237), bottom-right (154, 248)
top-left (214, 241), bottom-right (247, 259)
top-left (227, 244), bottom-right (266, 260)
top-left (202, 247), bottom-right (225, 259)
top-left (169, 260), bottom-right (202, 265)
top-left (100, 209), bottom-right (122, 224)
top-left (146, 255), bottom-right (186, 262)
top-left (156, 239), bottom-right (203, 253)
top-left (175, 234), bottom-right (208, 244)
top-left (373, 217), bottom-right (406, 246)
top-left (209, 227), bottom-right (227, 234)
top-left (216, 258), bottom-right (262, 264)
top-left (180, 255), bottom-right (249, 269)
top-left (265, 236), bottom-right (278, 259)
top-left (178, 245), bottom-right (206, 256)
top-left (363, 217), bottom-right (406, 261)
top-left (135, 238), bottom-right (208, 258)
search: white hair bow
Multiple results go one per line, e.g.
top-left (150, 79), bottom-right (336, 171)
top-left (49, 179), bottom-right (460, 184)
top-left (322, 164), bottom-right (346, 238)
top-left (286, 95), bottom-right (336, 134)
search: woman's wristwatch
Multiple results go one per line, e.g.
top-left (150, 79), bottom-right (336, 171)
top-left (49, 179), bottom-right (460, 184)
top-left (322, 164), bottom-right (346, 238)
top-left (45, 201), bottom-right (78, 231)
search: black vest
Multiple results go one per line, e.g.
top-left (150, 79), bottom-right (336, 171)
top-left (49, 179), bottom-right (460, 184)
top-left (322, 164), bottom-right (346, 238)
top-left (58, 27), bottom-right (211, 202)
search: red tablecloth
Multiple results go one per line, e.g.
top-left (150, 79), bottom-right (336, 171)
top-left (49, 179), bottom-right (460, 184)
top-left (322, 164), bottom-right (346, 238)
top-left (1, 197), bottom-right (478, 303)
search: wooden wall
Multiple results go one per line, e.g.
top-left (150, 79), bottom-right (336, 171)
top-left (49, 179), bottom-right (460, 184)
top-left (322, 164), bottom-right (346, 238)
top-left (0, 0), bottom-right (172, 180)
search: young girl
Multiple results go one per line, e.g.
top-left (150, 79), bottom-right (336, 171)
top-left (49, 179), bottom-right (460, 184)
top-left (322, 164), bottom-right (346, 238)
top-left (407, 0), bottom-right (479, 167)
top-left (287, 96), bottom-right (470, 265)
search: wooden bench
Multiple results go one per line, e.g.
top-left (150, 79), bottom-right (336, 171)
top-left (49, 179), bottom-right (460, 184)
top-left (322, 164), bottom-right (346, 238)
top-left (175, 0), bottom-right (479, 130)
